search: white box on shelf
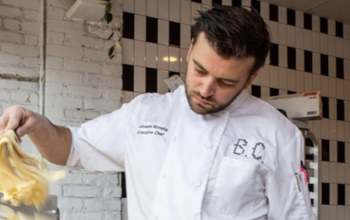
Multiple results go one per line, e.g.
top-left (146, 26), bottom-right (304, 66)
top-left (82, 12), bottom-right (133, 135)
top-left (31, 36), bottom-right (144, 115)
top-left (262, 91), bottom-right (322, 120)
top-left (66, 0), bottom-right (105, 21)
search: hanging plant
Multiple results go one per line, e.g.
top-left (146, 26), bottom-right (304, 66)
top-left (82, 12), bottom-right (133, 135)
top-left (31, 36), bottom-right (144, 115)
top-left (103, 0), bottom-right (120, 60)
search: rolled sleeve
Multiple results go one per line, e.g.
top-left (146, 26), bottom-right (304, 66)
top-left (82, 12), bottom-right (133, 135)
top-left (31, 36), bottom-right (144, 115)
top-left (65, 105), bottom-right (130, 173)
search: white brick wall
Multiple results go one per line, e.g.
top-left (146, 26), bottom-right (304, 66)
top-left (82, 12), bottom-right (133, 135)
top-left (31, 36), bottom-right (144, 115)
top-left (0, 0), bottom-right (124, 219)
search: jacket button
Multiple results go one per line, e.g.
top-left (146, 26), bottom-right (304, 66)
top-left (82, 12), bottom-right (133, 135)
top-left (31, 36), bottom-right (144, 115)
top-left (205, 143), bottom-right (212, 148)
top-left (161, 172), bottom-right (167, 178)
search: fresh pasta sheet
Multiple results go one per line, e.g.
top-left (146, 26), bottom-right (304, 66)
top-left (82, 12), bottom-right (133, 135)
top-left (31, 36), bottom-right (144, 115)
top-left (0, 130), bottom-right (65, 212)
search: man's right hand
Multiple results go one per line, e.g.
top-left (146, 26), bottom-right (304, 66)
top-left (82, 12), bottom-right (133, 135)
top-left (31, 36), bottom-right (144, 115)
top-left (0, 106), bottom-right (41, 137)
top-left (0, 106), bottom-right (72, 166)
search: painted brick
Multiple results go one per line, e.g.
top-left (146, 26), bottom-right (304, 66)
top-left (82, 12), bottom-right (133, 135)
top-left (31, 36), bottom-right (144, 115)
top-left (61, 212), bottom-right (103, 220)
top-left (64, 85), bottom-right (103, 98)
top-left (105, 212), bottom-right (122, 220)
top-left (1, 43), bottom-right (39, 57)
top-left (21, 21), bottom-right (39, 34)
top-left (64, 59), bottom-right (101, 73)
top-left (0, 31), bottom-right (23, 43)
top-left (64, 109), bottom-right (100, 120)
top-left (46, 56), bottom-right (64, 69)
top-left (45, 82), bottom-right (64, 95)
top-left (3, 19), bottom-right (20, 30)
top-left (85, 49), bottom-right (110, 62)
top-left (47, 31), bottom-right (64, 45)
top-left (102, 89), bottom-right (123, 101)
top-left (22, 57), bottom-right (39, 67)
top-left (11, 90), bottom-right (29, 103)
top-left (0, 5), bottom-right (22, 17)
top-left (0, 79), bottom-right (20, 89)
top-left (86, 74), bottom-right (122, 87)
top-left (61, 72), bottom-right (84, 85)
top-left (47, 6), bottom-right (66, 20)
top-left (44, 107), bottom-right (64, 119)
top-left (64, 34), bottom-right (104, 49)
top-left (24, 34), bottom-right (39, 45)
top-left (23, 9), bottom-right (39, 21)
top-left (64, 185), bottom-right (101, 197)
top-left (27, 92), bottom-right (39, 105)
top-left (18, 81), bottom-right (39, 90)
top-left (2, 0), bottom-right (39, 10)
top-left (0, 54), bottom-right (22, 64)
top-left (58, 198), bottom-right (84, 210)
top-left (82, 173), bottom-right (119, 186)
top-left (84, 99), bottom-right (121, 111)
top-left (85, 198), bottom-right (122, 211)
top-left (63, 172), bottom-right (85, 184)
top-left (45, 95), bottom-right (83, 108)
top-left (0, 91), bottom-right (10, 100)
top-left (102, 186), bottom-right (122, 198)
top-left (0, 66), bottom-right (38, 78)
top-left (64, 35), bottom-right (103, 49)
top-left (47, 19), bottom-right (85, 35)
top-left (45, 70), bottom-right (64, 83)
top-left (103, 64), bottom-right (123, 77)
top-left (87, 25), bottom-right (112, 39)
top-left (46, 44), bottom-right (84, 59)
top-left (105, 173), bottom-right (120, 185)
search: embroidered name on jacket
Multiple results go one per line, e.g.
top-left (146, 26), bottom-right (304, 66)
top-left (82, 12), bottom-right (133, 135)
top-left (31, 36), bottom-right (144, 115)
top-left (233, 138), bottom-right (266, 163)
top-left (137, 124), bottom-right (168, 136)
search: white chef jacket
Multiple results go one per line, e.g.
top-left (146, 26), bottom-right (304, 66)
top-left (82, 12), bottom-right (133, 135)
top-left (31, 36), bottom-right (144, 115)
top-left (67, 85), bottom-right (314, 220)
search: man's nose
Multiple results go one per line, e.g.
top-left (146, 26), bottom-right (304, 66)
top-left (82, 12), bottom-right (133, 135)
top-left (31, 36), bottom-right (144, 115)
top-left (200, 78), bottom-right (215, 98)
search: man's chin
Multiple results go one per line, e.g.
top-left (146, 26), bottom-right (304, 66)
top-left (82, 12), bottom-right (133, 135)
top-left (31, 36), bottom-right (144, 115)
top-left (189, 102), bottom-right (219, 115)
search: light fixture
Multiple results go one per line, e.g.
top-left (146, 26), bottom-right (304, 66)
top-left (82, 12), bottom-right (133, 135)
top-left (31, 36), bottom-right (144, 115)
top-left (162, 56), bottom-right (177, 62)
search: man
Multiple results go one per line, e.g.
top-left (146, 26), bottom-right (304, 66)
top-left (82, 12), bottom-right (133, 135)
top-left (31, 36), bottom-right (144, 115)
top-left (0, 6), bottom-right (314, 220)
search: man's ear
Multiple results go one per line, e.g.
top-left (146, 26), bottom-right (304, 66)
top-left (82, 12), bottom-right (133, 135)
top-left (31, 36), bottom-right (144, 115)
top-left (243, 70), bottom-right (259, 90)
top-left (186, 38), bottom-right (195, 62)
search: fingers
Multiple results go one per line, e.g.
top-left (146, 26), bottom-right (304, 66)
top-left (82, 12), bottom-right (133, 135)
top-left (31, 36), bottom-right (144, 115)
top-left (0, 113), bottom-right (9, 135)
top-left (16, 116), bottom-right (39, 138)
top-left (0, 106), bottom-right (26, 137)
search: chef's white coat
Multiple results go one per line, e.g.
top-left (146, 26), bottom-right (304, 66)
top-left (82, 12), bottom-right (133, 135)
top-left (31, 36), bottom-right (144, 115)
top-left (67, 85), bottom-right (314, 220)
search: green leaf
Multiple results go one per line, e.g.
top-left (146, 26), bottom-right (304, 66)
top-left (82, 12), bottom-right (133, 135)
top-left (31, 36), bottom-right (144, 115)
top-left (105, 13), bottom-right (113, 24)
top-left (109, 54), bottom-right (115, 60)
top-left (105, 2), bottom-right (112, 12)
top-left (105, 11), bottom-right (109, 21)
top-left (108, 46), bottom-right (115, 58)
top-left (107, 32), bottom-right (114, 41)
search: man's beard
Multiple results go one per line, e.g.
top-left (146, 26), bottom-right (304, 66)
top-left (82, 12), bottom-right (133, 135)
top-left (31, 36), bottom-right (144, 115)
top-left (185, 84), bottom-right (242, 115)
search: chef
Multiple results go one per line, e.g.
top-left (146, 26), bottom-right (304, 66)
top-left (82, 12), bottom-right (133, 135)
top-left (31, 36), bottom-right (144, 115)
top-left (0, 5), bottom-right (314, 220)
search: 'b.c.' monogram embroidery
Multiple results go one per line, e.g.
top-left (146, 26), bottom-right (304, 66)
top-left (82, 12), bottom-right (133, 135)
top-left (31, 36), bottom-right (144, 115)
top-left (233, 139), bottom-right (266, 163)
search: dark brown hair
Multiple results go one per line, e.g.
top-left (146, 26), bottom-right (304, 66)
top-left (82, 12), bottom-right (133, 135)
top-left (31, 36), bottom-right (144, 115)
top-left (191, 5), bottom-right (271, 76)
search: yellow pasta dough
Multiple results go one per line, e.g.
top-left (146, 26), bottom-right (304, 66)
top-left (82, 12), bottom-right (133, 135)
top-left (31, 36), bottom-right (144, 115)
top-left (0, 130), bottom-right (65, 213)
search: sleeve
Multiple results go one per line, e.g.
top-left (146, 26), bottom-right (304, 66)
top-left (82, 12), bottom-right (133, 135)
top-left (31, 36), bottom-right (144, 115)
top-left (66, 102), bottom-right (131, 172)
top-left (266, 129), bottom-right (315, 220)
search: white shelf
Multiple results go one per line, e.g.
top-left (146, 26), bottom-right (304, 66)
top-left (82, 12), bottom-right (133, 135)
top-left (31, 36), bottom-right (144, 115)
top-left (66, 0), bottom-right (105, 21)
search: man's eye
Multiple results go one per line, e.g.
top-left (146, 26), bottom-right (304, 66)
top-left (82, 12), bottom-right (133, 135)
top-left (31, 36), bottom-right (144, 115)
top-left (195, 68), bottom-right (205, 74)
top-left (219, 80), bottom-right (235, 87)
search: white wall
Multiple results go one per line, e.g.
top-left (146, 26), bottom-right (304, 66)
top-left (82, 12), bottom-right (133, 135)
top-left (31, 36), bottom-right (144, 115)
top-left (0, 0), bottom-right (124, 219)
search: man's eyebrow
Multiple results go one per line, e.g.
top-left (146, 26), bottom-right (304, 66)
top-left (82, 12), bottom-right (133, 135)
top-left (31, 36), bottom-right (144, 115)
top-left (193, 59), bottom-right (208, 73)
top-left (193, 58), bottom-right (240, 83)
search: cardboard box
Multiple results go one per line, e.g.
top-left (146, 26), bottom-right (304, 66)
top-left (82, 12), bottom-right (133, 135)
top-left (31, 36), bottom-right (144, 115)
top-left (261, 91), bottom-right (322, 120)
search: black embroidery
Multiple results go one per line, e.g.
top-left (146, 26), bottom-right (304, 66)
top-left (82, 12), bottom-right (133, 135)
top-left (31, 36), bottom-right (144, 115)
top-left (252, 142), bottom-right (265, 162)
top-left (233, 139), bottom-right (247, 155)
